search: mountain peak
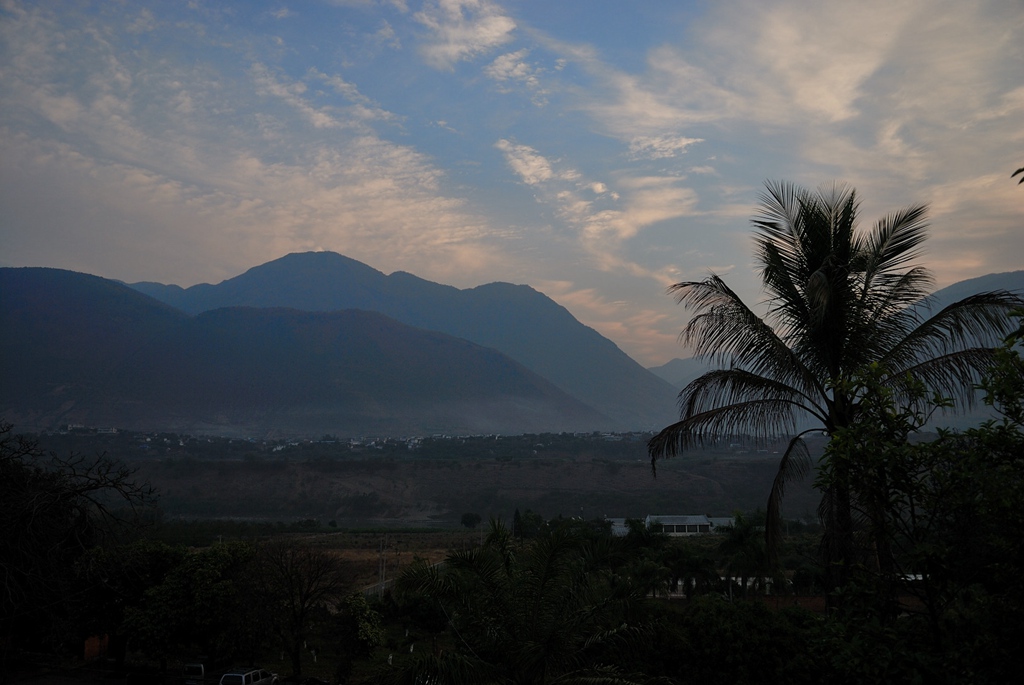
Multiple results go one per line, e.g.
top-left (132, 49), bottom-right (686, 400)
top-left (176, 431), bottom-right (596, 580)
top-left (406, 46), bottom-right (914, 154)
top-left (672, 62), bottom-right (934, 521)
top-left (128, 252), bottom-right (679, 429)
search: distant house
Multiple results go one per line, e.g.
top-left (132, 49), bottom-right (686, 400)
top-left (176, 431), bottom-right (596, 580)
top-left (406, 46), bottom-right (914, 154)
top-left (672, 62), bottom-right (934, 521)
top-left (646, 515), bottom-right (712, 535)
top-left (645, 514), bottom-right (738, 536)
top-left (605, 518), bottom-right (631, 537)
top-left (604, 515), bottom-right (737, 537)
top-left (708, 517), bottom-right (735, 530)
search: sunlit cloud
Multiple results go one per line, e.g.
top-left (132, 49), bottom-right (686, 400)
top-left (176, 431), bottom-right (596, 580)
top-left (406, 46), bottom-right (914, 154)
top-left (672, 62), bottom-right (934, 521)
top-left (415, 0), bottom-right (516, 70)
top-left (485, 48), bottom-right (549, 104)
top-left (0, 3), bottom-right (509, 289)
top-left (628, 135), bottom-right (702, 160)
top-left (495, 139), bottom-right (572, 185)
top-left (486, 49), bottom-right (536, 86)
top-left (252, 64), bottom-right (344, 129)
top-left (535, 279), bottom-right (681, 365)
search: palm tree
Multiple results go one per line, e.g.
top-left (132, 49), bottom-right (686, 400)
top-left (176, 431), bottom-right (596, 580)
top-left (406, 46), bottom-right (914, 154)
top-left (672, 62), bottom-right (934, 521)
top-left (648, 181), bottom-right (1021, 588)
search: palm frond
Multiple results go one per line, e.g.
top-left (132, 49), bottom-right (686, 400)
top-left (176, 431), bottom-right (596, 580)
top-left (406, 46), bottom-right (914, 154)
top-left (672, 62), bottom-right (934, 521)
top-left (648, 396), bottom-right (812, 468)
top-left (676, 368), bottom-right (825, 425)
top-left (860, 204), bottom-right (930, 279)
top-left (881, 291), bottom-right (1022, 373)
top-left (765, 433), bottom-right (814, 563)
top-left (670, 276), bottom-right (822, 396)
top-left (886, 348), bottom-right (999, 408)
top-left (859, 266), bottom-right (934, 331)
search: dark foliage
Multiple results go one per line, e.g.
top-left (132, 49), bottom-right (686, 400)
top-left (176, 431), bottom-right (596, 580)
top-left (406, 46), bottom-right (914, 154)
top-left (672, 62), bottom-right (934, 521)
top-left (0, 421), bottom-right (154, 664)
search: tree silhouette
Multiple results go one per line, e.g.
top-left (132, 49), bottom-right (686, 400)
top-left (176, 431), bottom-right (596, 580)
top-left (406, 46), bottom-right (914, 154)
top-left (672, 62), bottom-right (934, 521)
top-left (648, 181), bottom-right (1021, 590)
top-left (389, 521), bottom-right (655, 684)
top-left (257, 540), bottom-right (353, 677)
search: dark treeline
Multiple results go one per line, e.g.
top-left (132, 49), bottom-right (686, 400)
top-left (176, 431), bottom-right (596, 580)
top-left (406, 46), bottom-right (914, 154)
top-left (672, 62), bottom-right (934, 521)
top-left (31, 428), bottom-right (774, 465)
top-left (4, 384), bottom-right (1024, 685)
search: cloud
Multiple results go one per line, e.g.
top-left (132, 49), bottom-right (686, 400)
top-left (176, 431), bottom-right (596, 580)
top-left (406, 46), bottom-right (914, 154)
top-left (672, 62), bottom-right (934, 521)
top-left (535, 279), bottom-right (681, 366)
top-left (628, 135), bottom-right (702, 160)
top-left (486, 49), bottom-right (534, 84)
top-left (484, 48), bottom-right (548, 103)
top-left (127, 9), bottom-right (158, 34)
top-left (495, 139), bottom-right (557, 185)
top-left (576, 177), bottom-right (700, 244)
top-left (308, 68), bottom-right (398, 122)
top-left (0, 2), bottom-right (509, 288)
top-left (372, 20), bottom-right (401, 49)
top-left (494, 135), bottom-right (699, 288)
top-left (252, 64), bottom-right (344, 129)
top-left (415, 0), bottom-right (516, 70)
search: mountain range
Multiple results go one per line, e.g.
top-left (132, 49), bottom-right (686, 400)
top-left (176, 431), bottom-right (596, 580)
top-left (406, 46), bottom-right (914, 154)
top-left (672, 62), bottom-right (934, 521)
top-left (1, 253), bottom-right (682, 436)
top-left (129, 251), bottom-right (680, 429)
top-left (1, 267), bottom-right (615, 436)
top-left (2, 257), bottom-right (1018, 437)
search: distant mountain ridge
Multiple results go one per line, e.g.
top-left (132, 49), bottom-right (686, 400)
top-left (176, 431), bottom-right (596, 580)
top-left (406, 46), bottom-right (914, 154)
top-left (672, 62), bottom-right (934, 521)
top-left (131, 251), bottom-right (680, 430)
top-left (925, 270), bottom-right (1024, 310)
top-left (1, 267), bottom-right (608, 436)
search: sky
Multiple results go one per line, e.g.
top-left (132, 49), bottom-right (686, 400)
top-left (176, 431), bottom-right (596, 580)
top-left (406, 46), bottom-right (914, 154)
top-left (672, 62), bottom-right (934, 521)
top-left (2, 0), bottom-right (1022, 367)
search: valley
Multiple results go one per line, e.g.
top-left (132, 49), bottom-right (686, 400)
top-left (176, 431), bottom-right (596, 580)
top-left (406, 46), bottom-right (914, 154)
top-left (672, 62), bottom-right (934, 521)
top-left (32, 428), bottom-right (823, 527)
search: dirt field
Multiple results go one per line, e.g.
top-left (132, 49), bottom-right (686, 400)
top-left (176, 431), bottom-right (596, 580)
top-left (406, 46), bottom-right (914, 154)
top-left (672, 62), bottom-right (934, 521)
top-left (305, 529), bottom-right (481, 589)
top-left (136, 452), bottom-right (823, 527)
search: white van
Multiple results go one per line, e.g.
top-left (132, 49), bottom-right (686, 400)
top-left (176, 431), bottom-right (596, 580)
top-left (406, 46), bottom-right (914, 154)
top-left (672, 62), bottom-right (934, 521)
top-left (183, 663), bottom-right (206, 685)
top-left (218, 668), bottom-right (278, 685)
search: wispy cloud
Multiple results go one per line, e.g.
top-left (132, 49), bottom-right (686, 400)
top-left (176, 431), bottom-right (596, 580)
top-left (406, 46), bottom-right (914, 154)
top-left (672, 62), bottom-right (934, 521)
top-left (535, 279), bottom-right (681, 365)
top-left (495, 137), bottom-right (698, 286)
top-left (485, 48), bottom-right (549, 103)
top-left (628, 135), bottom-right (702, 160)
top-left (495, 139), bottom-right (575, 185)
top-left (0, 2), bottom-right (507, 286)
top-left (252, 64), bottom-right (345, 129)
top-left (415, 0), bottom-right (516, 70)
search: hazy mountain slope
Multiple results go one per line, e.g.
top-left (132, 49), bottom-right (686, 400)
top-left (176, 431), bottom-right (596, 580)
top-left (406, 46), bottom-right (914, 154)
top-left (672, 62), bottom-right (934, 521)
top-left (1, 268), bottom-right (609, 436)
top-left (1, 267), bottom-right (191, 422)
top-left (647, 357), bottom-right (713, 390)
top-left (925, 270), bottom-right (1024, 309)
top-left (129, 252), bottom-right (679, 429)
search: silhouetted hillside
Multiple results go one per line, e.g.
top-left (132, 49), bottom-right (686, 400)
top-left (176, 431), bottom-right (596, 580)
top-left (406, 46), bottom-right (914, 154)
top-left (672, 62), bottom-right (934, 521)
top-left (1, 268), bottom-right (609, 436)
top-left (925, 270), bottom-right (1024, 309)
top-left (131, 252), bottom-right (679, 430)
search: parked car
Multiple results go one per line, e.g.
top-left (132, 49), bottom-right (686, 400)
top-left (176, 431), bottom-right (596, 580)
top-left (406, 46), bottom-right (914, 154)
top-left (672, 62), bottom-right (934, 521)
top-left (219, 668), bottom-right (279, 685)
top-left (183, 663), bottom-right (206, 685)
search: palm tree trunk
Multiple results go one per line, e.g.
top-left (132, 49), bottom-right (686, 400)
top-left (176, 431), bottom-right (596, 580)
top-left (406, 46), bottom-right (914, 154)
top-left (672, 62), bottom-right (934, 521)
top-left (823, 469), bottom-right (855, 606)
